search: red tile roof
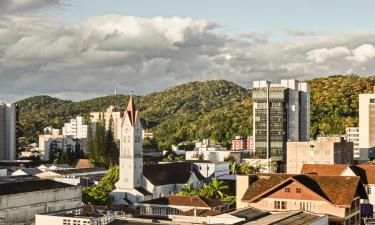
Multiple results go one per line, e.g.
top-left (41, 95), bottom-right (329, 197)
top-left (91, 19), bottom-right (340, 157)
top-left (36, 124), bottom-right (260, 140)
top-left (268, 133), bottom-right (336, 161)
top-left (75, 159), bottom-right (94, 169)
top-left (300, 164), bottom-right (349, 176)
top-left (241, 174), bottom-right (367, 207)
top-left (139, 195), bottom-right (224, 208)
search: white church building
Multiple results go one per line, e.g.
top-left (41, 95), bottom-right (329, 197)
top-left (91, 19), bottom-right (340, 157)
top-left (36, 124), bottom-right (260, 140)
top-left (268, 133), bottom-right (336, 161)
top-left (110, 97), bottom-right (205, 204)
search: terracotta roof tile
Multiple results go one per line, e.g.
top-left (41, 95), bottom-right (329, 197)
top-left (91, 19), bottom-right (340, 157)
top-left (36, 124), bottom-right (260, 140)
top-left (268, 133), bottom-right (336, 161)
top-left (75, 159), bottom-right (94, 169)
top-left (300, 164), bottom-right (349, 176)
top-left (178, 209), bottom-right (222, 217)
top-left (242, 174), bottom-right (367, 207)
top-left (140, 195), bottom-right (224, 208)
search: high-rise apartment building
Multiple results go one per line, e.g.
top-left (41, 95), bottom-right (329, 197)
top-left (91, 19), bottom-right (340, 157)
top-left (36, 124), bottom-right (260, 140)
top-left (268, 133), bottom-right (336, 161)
top-left (62, 116), bottom-right (88, 139)
top-left (90, 105), bottom-right (122, 140)
top-left (345, 127), bottom-right (360, 160)
top-left (359, 89), bottom-right (375, 161)
top-left (0, 102), bottom-right (19, 160)
top-left (252, 79), bottom-right (310, 163)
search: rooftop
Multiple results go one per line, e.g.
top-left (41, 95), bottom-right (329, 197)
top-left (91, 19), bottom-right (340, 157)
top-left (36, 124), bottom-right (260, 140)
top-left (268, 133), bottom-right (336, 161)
top-left (138, 195), bottom-right (224, 208)
top-left (241, 173), bottom-right (367, 207)
top-left (244, 211), bottom-right (325, 225)
top-left (0, 179), bottom-right (75, 196)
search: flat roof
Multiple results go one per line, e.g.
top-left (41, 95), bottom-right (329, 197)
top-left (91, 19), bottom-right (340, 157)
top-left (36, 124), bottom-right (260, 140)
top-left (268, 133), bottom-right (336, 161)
top-left (0, 179), bottom-right (75, 195)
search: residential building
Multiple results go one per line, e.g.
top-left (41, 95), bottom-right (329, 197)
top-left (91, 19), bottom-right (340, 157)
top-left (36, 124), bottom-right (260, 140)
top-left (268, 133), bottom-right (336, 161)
top-left (286, 136), bottom-right (353, 174)
top-left (359, 89), bottom-right (375, 162)
top-left (0, 102), bottom-right (19, 160)
top-left (39, 128), bottom-right (86, 161)
top-left (242, 157), bottom-right (277, 173)
top-left (110, 97), bottom-right (205, 205)
top-left (35, 207), bottom-right (116, 225)
top-left (142, 130), bottom-right (154, 139)
top-left (62, 116), bottom-right (88, 139)
top-left (236, 173), bottom-right (367, 225)
top-left (232, 136), bottom-right (254, 150)
top-left (301, 163), bottom-right (375, 218)
top-left (0, 179), bottom-right (81, 224)
top-left (252, 79), bottom-right (310, 165)
top-left (134, 195), bottom-right (229, 218)
top-left (186, 160), bottom-right (229, 178)
top-left (90, 105), bottom-right (123, 140)
top-left (346, 127), bottom-right (360, 160)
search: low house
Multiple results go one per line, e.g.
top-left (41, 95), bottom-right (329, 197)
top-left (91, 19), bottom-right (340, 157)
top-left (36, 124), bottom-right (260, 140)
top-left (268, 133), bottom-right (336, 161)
top-left (134, 195), bottom-right (228, 218)
top-left (301, 163), bottom-right (375, 217)
top-left (236, 174), bottom-right (367, 225)
top-left (74, 159), bottom-right (94, 169)
top-left (11, 167), bottom-right (42, 176)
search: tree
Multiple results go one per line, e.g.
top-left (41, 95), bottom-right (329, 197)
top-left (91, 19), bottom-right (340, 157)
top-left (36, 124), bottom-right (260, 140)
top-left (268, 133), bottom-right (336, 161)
top-left (199, 178), bottom-right (229, 199)
top-left (178, 183), bottom-right (198, 196)
top-left (82, 165), bottom-right (119, 205)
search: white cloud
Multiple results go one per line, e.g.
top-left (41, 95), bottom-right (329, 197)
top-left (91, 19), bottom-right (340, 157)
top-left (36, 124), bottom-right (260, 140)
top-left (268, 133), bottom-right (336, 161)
top-left (2, 14), bottom-right (375, 102)
top-left (0, 0), bottom-right (62, 14)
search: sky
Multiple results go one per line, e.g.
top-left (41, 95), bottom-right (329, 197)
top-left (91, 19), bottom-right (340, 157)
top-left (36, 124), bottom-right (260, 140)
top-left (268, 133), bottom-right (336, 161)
top-left (1, 0), bottom-right (375, 102)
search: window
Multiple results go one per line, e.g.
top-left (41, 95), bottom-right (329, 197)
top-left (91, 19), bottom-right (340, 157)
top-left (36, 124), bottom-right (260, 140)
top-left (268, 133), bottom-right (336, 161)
top-left (285, 188), bottom-right (290, 193)
top-left (368, 186), bottom-right (372, 194)
top-left (370, 99), bottom-right (375, 103)
top-left (274, 201), bottom-right (287, 210)
top-left (296, 188), bottom-right (302, 193)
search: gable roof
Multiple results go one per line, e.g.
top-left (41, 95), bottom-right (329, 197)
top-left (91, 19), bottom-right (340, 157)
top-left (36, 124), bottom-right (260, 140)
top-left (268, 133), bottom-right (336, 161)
top-left (0, 179), bottom-right (75, 196)
top-left (349, 164), bottom-right (375, 184)
top-left (242, 173), bottom-right (367, 207)
top-left (139, 195), bottom-right (223, 208)
top-left (143, 162), bottom-right (205, 186)
top-left (301, 164), bottom-right (348, 176)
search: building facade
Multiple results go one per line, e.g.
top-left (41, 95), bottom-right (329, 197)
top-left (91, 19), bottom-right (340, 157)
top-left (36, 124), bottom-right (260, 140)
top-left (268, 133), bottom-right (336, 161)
top-left (359, 90), bottom-right (375, 162)
top-left (0, 102), bottom-right (19, 160)
top-left (252, 80), bottom-right (310, 164)
top-left (110, 97), bottom-right (204, 205)
top-left (62, 116), bottom-right (88, 139)
top-left (90, 105), bottom-right (123, 140)
top-left (0, 179), bottom-right (81, 224)
top-left (346, 127), bottom-right (360, 160)
top-left (286, 136), bottom-right (354, 174)
top-left (237, 174), bottom-right (367, 225)
top-left (232, 136), bottom-right (254, 150)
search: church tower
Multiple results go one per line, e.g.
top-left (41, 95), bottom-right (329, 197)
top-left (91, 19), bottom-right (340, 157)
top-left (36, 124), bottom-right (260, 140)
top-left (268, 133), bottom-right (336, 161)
top-left (118, 96), bottom-right (143, 189)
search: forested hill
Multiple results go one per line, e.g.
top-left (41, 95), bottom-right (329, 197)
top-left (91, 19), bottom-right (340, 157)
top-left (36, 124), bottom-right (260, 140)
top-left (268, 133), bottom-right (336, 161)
top-left (17, 80), bottom-right (251, 147)
top-left (16, 75), bottom-right (375, 148)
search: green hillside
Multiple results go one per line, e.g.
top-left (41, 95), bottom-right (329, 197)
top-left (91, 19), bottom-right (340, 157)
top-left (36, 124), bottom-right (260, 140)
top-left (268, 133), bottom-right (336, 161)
top-left (17, 75), bottom-right (375, 149)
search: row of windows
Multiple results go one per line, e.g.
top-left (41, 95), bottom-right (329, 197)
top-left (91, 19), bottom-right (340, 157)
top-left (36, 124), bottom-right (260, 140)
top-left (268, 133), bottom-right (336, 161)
top-left (274, 201), bottom-right (315, 212)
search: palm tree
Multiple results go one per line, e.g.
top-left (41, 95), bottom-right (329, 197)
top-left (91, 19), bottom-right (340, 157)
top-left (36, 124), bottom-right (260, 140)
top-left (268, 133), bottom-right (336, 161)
top-left (178, 183), bottom-right (198, 196)
top-left (200, 178), bottom-right (229, 199)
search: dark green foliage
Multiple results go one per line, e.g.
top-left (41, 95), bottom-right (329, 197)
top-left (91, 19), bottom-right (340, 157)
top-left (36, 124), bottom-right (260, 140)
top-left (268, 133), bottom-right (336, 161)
top-left (86, 121), bottom-right (119, 168)
top-left (82, 165), bottom-right (119, 205)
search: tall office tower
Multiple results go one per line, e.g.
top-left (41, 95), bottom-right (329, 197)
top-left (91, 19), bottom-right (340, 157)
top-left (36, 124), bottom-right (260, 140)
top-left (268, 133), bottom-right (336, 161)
top-left (252, 80), bottom-right (310, 163)
top-left (0, 102), bottom-right (19, 160)
top-left (359, 88), bottom-right (375, 162)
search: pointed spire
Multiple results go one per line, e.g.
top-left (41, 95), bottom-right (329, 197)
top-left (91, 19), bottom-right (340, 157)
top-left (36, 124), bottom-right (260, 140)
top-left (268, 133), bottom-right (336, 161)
top-left (125, 95), bottom-right (138, 127)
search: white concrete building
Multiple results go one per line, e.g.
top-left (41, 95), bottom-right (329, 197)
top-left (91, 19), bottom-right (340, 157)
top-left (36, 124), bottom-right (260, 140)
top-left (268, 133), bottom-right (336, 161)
top-left (62, 116), bottom-right (88, 139)
top-left (188, 160), bottom-right (229, 178)
top-left (346, 127), bottom-right (360, 160)
top-left (35, 207), bottom-right (116, 225)
top-left (0, 102), bottom-right (18, 160)
top-left (11, 167), bottom-right (42, 176)
top-left (359, 89), bottom-right (375, 162)
top-left (90, 105), bottom-right (123, 140)
top-left (110, 97), bottom-right (205, 205)
top-left (0, 179), bottom-right (81, 224)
